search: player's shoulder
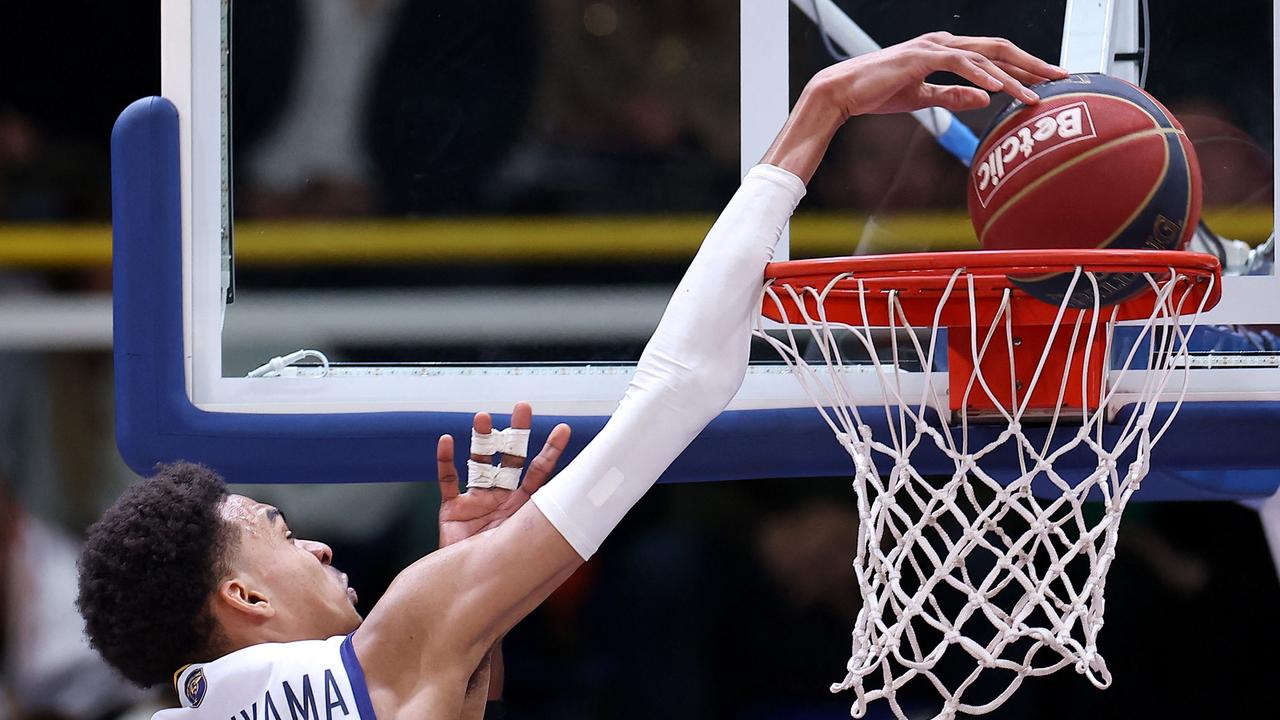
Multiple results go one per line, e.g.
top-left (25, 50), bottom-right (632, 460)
top-left (153, 635), bottom-right (373, 719)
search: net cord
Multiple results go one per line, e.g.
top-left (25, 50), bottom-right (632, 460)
top-left (754, 265), bottom-right (1217, 719)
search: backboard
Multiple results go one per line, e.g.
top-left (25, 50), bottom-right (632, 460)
top-left (113, 0), bottom-right (1280, 495)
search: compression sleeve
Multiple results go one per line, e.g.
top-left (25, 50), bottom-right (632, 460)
top-left (531, 164), bottom-right (806, 559)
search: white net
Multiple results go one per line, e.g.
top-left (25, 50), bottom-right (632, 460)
top-left (755, 264), bottom-right (1217, 719)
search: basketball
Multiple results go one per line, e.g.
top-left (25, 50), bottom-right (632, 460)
top-left (967, 73), bottom-right (1202, 307)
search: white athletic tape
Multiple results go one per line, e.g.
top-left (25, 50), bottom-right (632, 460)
top-left (466, 461), bottom-right (521, 490)
top-left (470, 427), bottom-right (532, 458)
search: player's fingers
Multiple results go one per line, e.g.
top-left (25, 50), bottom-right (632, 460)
top-left (933, 46), bottom-right (1038, 105)
top-left (936, 50), bottom-right (1004, 94)
top-left (470, 411), bottom-right (494, 464)
top-left (437, 434), bottom-right (460, 500)
top-left (917, 83), bottom-right (991, 112)
top-left (501, 401), bottom-right (532, 469)
top-left (510, 401), bottom-right (532, 429)
top-left (994, 60), bottom-right (1053, 86)
top-left (969, 53), bottom-right (1039, 105)
top-left (521, 423), bottom-right (572, 494)
top-left (951, 35), bottom-right (1067, 81)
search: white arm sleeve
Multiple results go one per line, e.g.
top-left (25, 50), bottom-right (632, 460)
top-left (532, 164), bottom-right (806, 559)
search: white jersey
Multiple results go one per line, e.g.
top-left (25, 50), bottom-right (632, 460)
top-left (156, 635), bottom-right (376, 720)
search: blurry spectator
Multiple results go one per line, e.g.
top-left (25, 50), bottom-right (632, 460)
top-left (231, 0), bottom-right (746, 218)
top-left (0, 354), bottom-right (57, 526)
top-left (233, 0), bottom-right (538, 217)
top-left (756, 499), bottom-right (861, 616)
top-left (0, 1), bottom-right (154, 223)
top-left (235, 0), bottom-right (398, 218)
top-left (0, 110), bottom-right (108, 221)
top-left (364, 0), bottom-right (539, 214)
top-left (0, 481), bottom-right (153, 719)
top-left (530, 0), bottom-right (737, 162)
top-left (494, 0), bottom-right (740, 213)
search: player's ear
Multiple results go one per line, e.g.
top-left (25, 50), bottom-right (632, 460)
top-left (214, 577), bottom-right (275, 620)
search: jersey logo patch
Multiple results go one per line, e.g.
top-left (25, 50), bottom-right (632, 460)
top-left (184, 668), bottom-right (207, 708)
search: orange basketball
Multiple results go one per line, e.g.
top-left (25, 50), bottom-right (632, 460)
top-left (967, 73), bottom-right (1202, 307)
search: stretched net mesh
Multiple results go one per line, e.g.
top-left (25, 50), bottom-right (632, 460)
top-left (755, 266), bottom-right (1216, 719)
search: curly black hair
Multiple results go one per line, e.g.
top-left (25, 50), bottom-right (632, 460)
top-left (76, 462), bottom-right (237, 687)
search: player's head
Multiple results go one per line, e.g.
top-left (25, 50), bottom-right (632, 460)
top-left (212, 492), bottom-right (362, 648)
top-left (76, 462), bottom-right (362, 687)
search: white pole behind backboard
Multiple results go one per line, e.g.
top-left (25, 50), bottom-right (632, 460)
top-left (1061, 0), bottom-right (1141, 83)
top-left (741, 0), bottom-right (791, 259)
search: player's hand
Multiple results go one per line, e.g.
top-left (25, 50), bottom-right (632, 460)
top-left (808, 32), bottom-right (1068, 119)
top-left (436, 402), bottom-right (572, 548)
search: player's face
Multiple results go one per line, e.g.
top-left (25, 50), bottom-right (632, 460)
top-left (220, 495), bottom-right (363, 640)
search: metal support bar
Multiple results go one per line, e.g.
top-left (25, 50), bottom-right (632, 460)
top-left (1061, 0), bottom-right (1141, 83)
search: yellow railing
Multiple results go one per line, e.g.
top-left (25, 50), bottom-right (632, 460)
top-left (0, 207), bottom-right (1271, 269)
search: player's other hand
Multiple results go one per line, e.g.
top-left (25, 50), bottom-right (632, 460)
top-left (436, 401), bottom-right (572, 548)
top-left (808, 32), bottom-right (1068, 119)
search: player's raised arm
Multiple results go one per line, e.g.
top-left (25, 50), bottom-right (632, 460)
top-left (762, 32), bottom-right (1063, 184)
top-left (349, 33), bottom-right (1066, 718)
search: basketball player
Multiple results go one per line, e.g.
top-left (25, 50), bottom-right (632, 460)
top-left (77, 33), bottom-right (1066, 719)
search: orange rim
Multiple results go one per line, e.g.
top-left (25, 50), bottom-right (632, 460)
top-left (762, 249), bottom-right (1222, 327)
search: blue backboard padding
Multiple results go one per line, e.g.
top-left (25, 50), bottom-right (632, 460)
top-left (112, 97), bottom-right (1280, 497)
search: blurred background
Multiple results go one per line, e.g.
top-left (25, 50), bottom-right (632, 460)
top-left (1, 0), bottom-right (1277, 717)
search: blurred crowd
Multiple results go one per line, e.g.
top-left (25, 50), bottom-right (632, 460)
top-left (0, 1), bottom-right (1272, 225)
top-left (0, 0), bottom-right (1278, 718)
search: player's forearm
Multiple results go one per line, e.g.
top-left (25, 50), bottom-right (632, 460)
top-left (760, 79), bottom-right (846, 184)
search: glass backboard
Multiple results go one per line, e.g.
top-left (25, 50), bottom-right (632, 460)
top-left (113, 0), bottom-right (1279, 489)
